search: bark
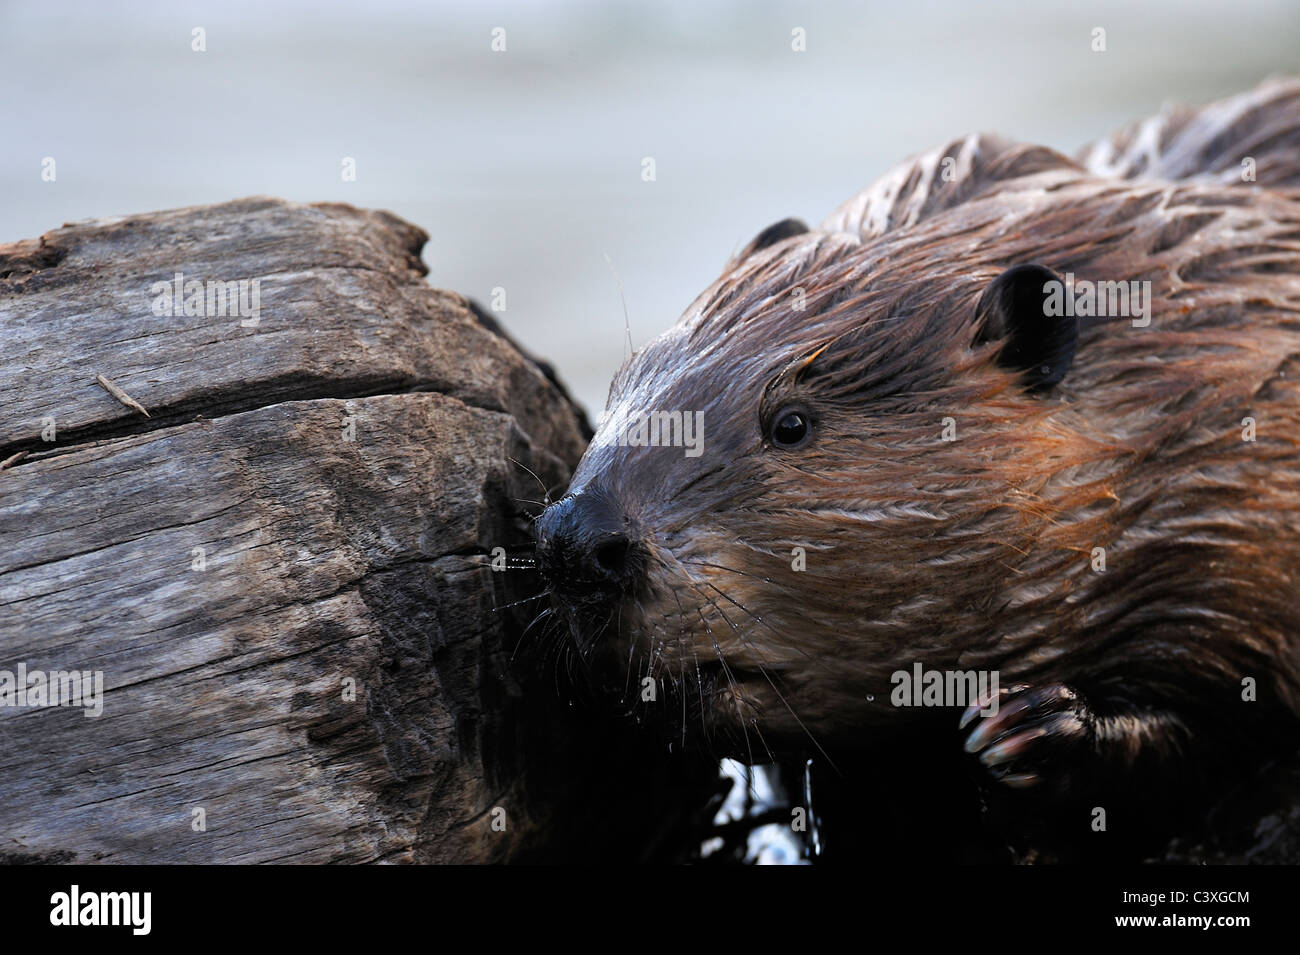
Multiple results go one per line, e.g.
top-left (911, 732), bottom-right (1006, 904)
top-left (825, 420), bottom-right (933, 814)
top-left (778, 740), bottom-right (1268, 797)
top-left (0, 197), bottom-right (714, 864)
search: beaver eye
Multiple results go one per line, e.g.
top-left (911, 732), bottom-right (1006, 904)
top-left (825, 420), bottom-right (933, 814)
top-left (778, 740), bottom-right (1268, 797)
top-left (770, 408), bottom-right (812, 449)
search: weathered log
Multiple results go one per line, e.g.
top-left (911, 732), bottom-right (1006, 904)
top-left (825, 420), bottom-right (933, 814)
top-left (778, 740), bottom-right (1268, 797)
top-left (0, 198), bottom-right (713, 864)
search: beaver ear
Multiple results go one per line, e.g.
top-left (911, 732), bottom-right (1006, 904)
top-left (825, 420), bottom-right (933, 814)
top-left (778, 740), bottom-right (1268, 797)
top-left (739, 218), bottom-right (809, 258)
top-left (974, 263), bottom-right (1077, 392)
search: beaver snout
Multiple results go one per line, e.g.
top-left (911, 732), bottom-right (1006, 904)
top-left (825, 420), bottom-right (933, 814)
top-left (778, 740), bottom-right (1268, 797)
top-left (535, 488), bottom-right (642, 604)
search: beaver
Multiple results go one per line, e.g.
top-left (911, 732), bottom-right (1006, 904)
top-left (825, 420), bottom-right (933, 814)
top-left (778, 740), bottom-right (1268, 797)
top-left (533, 79), bottom-right (1300, 857)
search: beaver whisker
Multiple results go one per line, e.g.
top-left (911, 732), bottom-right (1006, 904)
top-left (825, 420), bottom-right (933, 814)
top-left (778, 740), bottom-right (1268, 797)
top-left (509, 604), bottom-right (553, 665)
top-left (685, 558), bottom-right (857, 675)
top-left (530, 607), bottom-right (564, 669)
top-left (691, 603), bottom-right (764, 766)
top-left (532, 607), bottom-right (567, 696)
top-left (674, 551), bottom-right (830, 679)
top-left (691, 579), bottom-right (833, 770)
top-left (622, 622), bottom-right (639, 703)
top-left (701, 581), bottom-right (817, 666)
top-left (554, 639), bottom-right (570, 701)
top-left (666, 584), bottom-right (719, 751)
top-left (675, 625), bottom-right (690, 750)
top-left (625, 601), bottom-right (675, 716)
top-left (679, 557), bottom-right (773, 585)
top-left (691, 589), bottom-right (789, 766)
top-left (507, 455), bottom-right (554, 508)
top-left (572, 606), bottom-right (610, 659)
top-left (492, 589), bottom-right (549, 615)
top-left (628, 601), bottom-right (652, 697)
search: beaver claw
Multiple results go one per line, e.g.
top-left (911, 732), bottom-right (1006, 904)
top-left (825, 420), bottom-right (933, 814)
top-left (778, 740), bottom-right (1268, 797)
top-left (959, 683), bottom-right (1095, 790)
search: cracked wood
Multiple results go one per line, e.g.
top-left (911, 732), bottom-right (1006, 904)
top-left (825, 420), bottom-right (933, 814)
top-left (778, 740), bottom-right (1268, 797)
top-left (0, 199), bottom-right (712, 863)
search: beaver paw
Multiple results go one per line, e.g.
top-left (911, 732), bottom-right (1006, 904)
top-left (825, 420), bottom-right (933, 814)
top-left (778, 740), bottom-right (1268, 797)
top-left (959, 683), bottom-right (1095, 791)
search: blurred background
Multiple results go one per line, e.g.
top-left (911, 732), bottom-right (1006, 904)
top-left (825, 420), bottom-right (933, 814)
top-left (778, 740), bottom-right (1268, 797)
top-left (2, 0), bottom-right (1298, 416)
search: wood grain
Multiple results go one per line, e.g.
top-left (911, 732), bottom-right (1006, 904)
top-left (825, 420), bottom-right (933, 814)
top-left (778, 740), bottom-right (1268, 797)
top-left (0, 199), bottom-right (710, 863)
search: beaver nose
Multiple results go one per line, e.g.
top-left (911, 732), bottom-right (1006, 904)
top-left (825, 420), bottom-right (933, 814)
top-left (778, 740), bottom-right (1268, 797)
top-left (535, 490), bottom-right (640, 600)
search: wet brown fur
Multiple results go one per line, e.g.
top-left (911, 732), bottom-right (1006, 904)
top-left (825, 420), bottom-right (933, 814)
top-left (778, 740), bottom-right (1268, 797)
top-left (557, 80), bottom-right (1300, 764)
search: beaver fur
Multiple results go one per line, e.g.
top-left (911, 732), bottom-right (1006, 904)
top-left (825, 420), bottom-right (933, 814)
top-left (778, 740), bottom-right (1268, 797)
top-left (534, 79), bottom-right (1300, 859)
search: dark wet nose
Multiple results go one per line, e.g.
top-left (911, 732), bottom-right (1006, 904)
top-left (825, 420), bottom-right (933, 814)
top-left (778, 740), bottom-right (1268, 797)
top-left (535, 490), bottom-right (641, 601)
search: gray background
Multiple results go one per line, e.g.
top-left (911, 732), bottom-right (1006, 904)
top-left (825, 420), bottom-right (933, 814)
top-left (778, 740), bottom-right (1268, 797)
top-left (3, 0), bottom-right (1298, 415)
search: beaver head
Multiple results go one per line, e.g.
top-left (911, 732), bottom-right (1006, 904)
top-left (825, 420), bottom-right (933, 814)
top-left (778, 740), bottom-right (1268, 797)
top-left (535, 131), bottom-right (1300, 759)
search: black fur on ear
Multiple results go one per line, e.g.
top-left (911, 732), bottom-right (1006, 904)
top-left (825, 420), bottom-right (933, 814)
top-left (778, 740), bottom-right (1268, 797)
top-left (740, 217), bottom-right (809, 258)
top-left (974, 263), bottom-right (1077, 392)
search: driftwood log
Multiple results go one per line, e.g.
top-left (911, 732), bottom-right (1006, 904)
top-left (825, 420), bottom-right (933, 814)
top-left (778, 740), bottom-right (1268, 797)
top-left (0, 198), bottom-right (714, 863)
